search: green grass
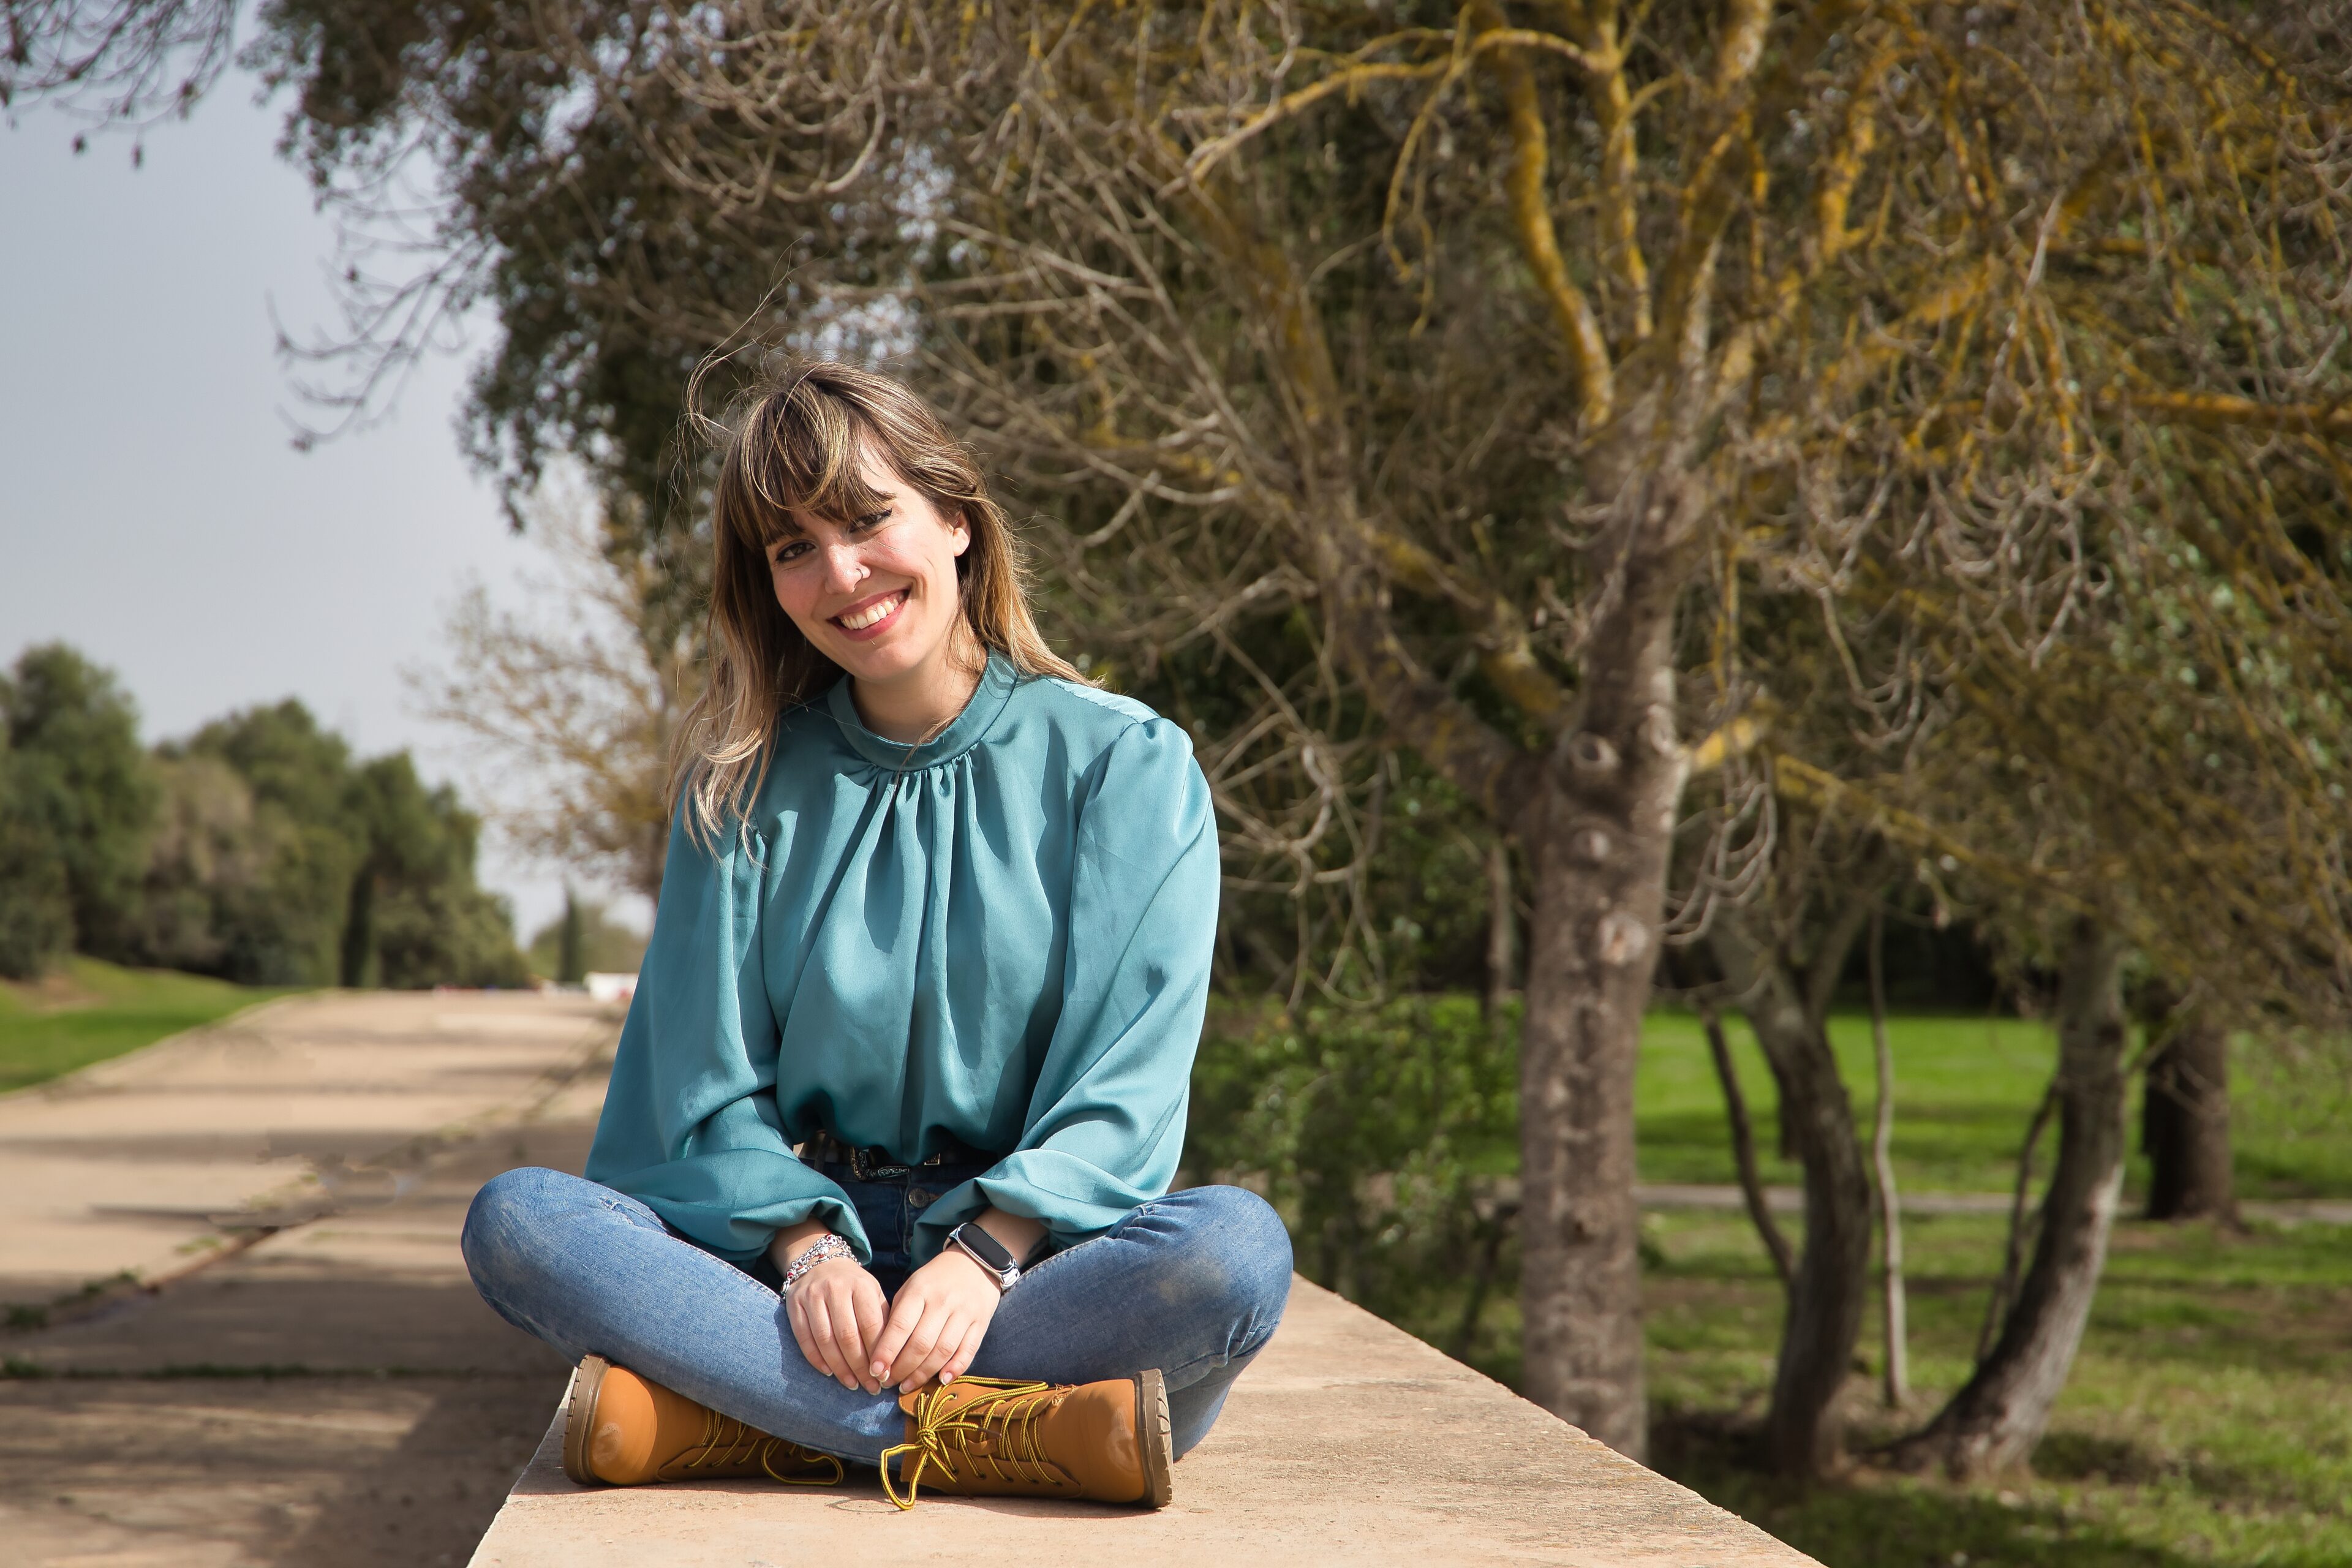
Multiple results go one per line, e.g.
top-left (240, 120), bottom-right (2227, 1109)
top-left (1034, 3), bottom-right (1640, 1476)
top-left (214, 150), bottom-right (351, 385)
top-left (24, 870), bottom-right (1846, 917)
top-left (0, 957), bottom-right (298, 1094)
top-left (1629, 1211), bottom-right (2352, 1568)
top-left (1370, 1008), bottom-right (2352, 1568)
top-left (1637, 1009), bottom-right (2352, 1200)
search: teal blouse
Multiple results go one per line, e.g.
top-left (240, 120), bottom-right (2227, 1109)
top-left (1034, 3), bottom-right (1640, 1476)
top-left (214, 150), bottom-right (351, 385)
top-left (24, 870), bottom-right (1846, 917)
top-left (584, 654), bottom-right (1219, 1267)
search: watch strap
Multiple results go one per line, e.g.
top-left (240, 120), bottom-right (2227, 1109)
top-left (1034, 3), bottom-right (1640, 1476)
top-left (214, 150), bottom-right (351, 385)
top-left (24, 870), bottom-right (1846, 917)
top-left (946, 1223), bottom-right (1021, 1290)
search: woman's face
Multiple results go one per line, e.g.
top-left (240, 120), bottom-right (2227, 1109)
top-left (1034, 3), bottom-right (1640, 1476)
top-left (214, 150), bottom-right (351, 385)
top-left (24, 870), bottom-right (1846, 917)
top-left (766, 444), bottom-right (973, 696)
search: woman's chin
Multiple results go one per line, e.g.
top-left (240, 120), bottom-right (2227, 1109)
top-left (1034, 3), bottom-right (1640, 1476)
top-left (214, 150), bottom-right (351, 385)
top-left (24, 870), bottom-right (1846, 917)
top-left (824, 633), bottom-right (930, 688)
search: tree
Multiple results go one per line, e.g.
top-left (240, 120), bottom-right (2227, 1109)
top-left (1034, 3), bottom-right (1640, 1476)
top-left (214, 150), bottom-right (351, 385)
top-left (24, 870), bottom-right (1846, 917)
top-left (2139, 989), bottom-right (2236, 1224)
top-left (0, 643), bottom-right (158, 967)
top-left (527, 891), bottom-right (644, 980)
top-left (411, 495), bottom-right (689, 907)
top-left (0, 747), bottom-right (74, 979)
top-left (159, 699), bottom-right (529, 987)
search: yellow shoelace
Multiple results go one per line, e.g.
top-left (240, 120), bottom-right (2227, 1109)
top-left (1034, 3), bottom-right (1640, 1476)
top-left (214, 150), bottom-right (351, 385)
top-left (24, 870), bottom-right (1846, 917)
top-left (679, 1408), bottom-right (845, 1487)
top-left (880, 1378), bottom-right (1064, 1509)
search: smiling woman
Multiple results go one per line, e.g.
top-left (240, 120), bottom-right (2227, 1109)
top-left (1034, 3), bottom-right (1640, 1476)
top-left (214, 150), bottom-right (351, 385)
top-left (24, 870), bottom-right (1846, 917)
top-left (679, 361), bottom-right (1083, 847)
top-left (459, 360), bottom-right (1290, 1513)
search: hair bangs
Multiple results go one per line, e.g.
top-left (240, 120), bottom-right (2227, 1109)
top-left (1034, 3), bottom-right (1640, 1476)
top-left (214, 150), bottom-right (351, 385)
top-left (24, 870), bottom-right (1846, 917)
top-left (731, 388), bottom-right (896, 548)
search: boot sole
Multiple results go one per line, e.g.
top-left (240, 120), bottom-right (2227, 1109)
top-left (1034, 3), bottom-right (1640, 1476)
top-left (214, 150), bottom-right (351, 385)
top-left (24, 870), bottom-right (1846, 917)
top-left (561, 1354), bottom-right (611, 1487)
top-left (1136, 1368), bottom-right (1174, 1508)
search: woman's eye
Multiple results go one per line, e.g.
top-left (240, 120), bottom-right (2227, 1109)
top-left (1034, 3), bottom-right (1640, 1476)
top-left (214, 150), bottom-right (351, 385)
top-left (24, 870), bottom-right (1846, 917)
top-left (770, 540), bottom-right (809, 567)
top-left (853, 509), bottom-right (891, 531)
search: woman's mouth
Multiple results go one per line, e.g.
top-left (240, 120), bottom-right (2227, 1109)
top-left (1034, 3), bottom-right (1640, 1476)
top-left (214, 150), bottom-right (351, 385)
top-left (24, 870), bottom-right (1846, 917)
top-left (832, 590), bottom-right (907, 636)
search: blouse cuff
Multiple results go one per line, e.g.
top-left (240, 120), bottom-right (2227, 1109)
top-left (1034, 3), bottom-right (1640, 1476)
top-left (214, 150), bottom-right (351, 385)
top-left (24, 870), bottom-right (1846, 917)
top-left (604, 1148), bottom-right (871, 1264)
top-left (909, 1149), bottom-right (1161, 1264)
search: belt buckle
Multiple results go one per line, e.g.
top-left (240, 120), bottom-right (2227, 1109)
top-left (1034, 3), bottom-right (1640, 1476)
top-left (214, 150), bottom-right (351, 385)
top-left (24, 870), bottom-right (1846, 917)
top-left (853, 1147), bottom-right (910, 1182)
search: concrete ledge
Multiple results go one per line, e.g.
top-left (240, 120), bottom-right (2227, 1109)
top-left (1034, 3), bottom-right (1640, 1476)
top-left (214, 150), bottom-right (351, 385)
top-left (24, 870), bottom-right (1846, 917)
top-left (468, 1277), bottom-right (1815, 1566)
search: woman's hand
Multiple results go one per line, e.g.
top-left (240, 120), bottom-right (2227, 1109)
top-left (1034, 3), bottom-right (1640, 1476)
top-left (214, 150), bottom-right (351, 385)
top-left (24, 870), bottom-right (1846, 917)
top-left (777, 1227), bottom-right (890, 1393)
top-left (869, 1247), bottom-right (1001, 1393)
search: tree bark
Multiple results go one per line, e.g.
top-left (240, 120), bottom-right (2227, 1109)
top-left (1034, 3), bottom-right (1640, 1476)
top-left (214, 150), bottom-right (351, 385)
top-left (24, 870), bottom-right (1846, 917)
top-left (1709, 909), bottom-right (1875, 1477)
top-left (1868, 910), bottom-right (1909, 1408)
top-left (1516, 544), bottom-right (1685, 1461)
top-left (1485, 837), bottom-right (1518, 1022)
top-left (338, 866), bottom-right (377, 989)
top-left (2143, 1004), bottom-right (2234, 1223)
top-left (1893, 919), bottom-right (2132, 1479)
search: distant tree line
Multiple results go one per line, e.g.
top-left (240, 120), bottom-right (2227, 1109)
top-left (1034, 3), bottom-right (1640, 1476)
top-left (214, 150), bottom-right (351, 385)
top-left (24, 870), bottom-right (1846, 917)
top-left (0, 642), bottom-right (528, 989)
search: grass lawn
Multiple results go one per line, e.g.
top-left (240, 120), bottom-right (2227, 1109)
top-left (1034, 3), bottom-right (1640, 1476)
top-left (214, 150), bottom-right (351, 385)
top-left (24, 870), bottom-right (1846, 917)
top-left (1427, 1010), bottom-right (2352, 1568)
top-left (0, 957), bottom-right (300, 1094)
top-left (1622, 1210), bottom-right (2352, 1568)
top-left (1636, 1008), bottom-right (2352, 1201)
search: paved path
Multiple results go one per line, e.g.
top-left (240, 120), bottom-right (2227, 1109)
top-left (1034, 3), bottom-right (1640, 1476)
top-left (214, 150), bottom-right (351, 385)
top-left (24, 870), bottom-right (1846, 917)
top-left (0, 990), bottom-right (616, 1311)
top-left (1, 991), bottom-right (617, 1567)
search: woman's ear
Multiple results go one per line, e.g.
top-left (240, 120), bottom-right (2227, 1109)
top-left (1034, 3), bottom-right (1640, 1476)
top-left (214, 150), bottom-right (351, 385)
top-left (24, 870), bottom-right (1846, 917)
top-left (949, 507), bottom-right (973, 557)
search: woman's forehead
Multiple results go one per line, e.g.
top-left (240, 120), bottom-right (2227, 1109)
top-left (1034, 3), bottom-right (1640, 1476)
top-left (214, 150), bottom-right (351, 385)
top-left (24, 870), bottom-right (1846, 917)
top-left (755, 475), bottom-right (905, 544)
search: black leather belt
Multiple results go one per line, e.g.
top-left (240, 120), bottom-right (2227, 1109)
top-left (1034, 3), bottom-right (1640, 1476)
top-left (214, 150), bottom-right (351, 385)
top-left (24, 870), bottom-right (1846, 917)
top-left (802, 1129), bottom-right (991, 1181)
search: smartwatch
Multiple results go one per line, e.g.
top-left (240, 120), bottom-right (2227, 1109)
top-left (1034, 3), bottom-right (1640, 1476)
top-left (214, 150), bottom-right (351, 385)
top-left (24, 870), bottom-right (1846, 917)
top-left (945, 1222), bottom-right (1023, 1293)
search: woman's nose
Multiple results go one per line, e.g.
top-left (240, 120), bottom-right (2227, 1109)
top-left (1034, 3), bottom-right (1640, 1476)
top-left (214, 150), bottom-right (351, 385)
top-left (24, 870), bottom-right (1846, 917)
top-left (820, 543), bottom-right (870, 594)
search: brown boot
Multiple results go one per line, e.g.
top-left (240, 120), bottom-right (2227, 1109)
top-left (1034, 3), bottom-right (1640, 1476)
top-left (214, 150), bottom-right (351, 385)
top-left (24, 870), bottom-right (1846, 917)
top-left (880, 1370), bottom-right (1174, 1509)
top-left (560, 1355), bottom-right (843, 1487)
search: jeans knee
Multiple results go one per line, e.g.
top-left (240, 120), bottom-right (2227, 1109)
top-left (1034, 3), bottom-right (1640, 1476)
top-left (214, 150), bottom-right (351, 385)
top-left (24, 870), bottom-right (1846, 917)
top-left (1166, 1185), bottom-right (1294, 1331)
top-left (461, 1166), bottom-right (570, 1297)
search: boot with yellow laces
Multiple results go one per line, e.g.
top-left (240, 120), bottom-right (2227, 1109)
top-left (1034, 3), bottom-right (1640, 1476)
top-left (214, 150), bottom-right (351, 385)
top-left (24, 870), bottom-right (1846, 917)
top-left (881, 1369), bottom-right (1174, 1509)
top-left (560, 1355), bottom-right (845, 1487)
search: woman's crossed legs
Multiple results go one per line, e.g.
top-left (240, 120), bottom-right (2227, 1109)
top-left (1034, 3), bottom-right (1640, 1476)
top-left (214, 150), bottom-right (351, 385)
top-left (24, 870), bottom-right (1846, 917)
top-left (459, 1167), bottom-right (1292, 1466)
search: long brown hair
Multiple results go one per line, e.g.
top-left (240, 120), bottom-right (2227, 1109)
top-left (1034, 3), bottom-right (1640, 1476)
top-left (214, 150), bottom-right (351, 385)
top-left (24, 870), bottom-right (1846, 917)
top-left (671, 359), bottom-right (1083, 850)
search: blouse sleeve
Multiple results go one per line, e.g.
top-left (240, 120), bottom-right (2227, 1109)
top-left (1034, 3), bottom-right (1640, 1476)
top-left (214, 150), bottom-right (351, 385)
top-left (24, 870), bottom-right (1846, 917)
top-left (913, 716), bottom-right (1220, 1262)
top-left (584, 807), bottom-right (868, 1263)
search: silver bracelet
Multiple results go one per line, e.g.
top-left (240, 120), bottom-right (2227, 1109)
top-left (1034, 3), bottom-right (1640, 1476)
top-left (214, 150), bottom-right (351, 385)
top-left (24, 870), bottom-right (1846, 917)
top-left (781, 1233), bottom-right (856, 1295)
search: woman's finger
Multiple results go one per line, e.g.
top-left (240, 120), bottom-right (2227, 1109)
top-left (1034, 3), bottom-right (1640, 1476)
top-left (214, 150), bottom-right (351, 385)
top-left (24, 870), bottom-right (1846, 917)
top-left (804, 1290), bottom-right (861, 1389)
top-left (869, 1288), bottom-right (925, 1382)
top-left (850, 1276), bottom-right (889, 1393)
top-left (798, 1291), bottom-right (846, 1385)
top-left (888, 1310), bottom-right (948, 1392)
top-left (902, 1312), bottom-right (966, 1390)
top-left (784, 1289), bottom-right (821, 1373)
top-left (825, 1280), bottom-right (873, 1390)
top-left (941, 1318), bottom-right (989, 1384)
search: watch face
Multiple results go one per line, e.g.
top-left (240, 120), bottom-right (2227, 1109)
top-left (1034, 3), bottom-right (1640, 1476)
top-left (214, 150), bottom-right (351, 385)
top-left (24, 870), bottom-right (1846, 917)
top-left (955, 1222), bottom-right (1020, 1288)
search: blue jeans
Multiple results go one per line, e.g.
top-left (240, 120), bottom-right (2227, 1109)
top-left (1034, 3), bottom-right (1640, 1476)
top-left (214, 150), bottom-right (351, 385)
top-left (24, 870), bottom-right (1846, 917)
top-left (461, 1164), bottom-right (1292, 1466)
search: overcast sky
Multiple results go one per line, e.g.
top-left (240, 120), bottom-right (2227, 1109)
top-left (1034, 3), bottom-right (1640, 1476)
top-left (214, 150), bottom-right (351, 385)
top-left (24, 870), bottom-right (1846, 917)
top-left (0, 72), bottom-right (590, 938)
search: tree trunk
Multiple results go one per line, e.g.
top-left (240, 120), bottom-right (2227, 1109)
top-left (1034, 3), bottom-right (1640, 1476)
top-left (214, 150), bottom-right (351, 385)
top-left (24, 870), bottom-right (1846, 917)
top-left (1699, 1000), bottom-right (1795, 1286)
top-left (1868, 910), bottom-right (1909, 1409)
top-left (1517, 557), bottom-right (1684, 1461)
top-left (1709, 911), bottom-right (1875, 1477)
top-left (2143, 1005), bottom-right (2234, 1223)
top-left (1485, 838), bottom-right (1518, 1021)
top-left (338, 866), bottom-right (377, 989)
top-left (1893, 919), bottom-right (2131, 1479)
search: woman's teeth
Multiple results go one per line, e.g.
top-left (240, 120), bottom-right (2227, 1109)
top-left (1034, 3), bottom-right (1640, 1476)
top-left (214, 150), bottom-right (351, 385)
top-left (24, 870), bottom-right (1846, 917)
top-left (835, 592), bottom-right (905, 631)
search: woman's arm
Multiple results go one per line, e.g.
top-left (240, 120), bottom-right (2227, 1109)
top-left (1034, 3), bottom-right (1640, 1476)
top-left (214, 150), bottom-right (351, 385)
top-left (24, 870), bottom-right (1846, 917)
top-left (586, 808), bottom-right (869, 1262)
top-left (909, 715), bottom-right (1220, 1262)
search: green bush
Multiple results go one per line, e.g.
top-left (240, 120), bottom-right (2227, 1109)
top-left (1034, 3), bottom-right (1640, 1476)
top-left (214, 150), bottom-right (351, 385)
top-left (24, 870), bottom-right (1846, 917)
top-left (1187, 994), bottom-right (1520, 1357)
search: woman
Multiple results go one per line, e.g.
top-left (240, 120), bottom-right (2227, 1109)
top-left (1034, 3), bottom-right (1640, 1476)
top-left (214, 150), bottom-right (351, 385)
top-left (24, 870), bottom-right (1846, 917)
top-left (460, 361), bottom-right (1292, 1510)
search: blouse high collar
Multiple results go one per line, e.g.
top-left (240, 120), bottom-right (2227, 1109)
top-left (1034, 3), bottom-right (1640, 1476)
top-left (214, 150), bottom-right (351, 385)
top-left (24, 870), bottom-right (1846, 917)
top-left (825, 649), bottom-right (1019, 772)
